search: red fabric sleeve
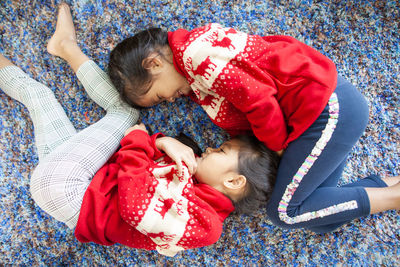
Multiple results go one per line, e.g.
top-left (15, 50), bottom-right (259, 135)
top-left (210, 32), bottom-right (337, 151)
top-left (115, 130), bottom-right (160, 228)
top-left (213, 64), bottom-right (288, 151)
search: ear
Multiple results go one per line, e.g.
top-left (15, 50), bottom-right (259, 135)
top-left (223, 174), bottom-right (247, 190)
top-left (142, 53), bottom-right (163, 73)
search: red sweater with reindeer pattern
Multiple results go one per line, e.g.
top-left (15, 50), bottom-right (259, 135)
top-left (74, 130), bottom-right (234, 257)
top-left (168, 23), bottom-right (338, 151)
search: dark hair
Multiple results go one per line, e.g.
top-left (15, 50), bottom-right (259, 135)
top-left (233, 135), bottom-right (280, 214)
top-left (108, 28), bottom-right (169, 109)
top-left (175, 133), bottom-right (203, 157)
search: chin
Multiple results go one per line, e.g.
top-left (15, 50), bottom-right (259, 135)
top-left (183, 87), bottom-right (191, 95)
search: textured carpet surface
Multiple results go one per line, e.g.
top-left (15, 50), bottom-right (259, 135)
top-left (0, 0), bottom-right (399, 265)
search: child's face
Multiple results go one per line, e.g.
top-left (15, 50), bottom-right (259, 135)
top-left (135, 56), bottom-right (191, 107)
top-left (194, 139), bottom-right (242, 190)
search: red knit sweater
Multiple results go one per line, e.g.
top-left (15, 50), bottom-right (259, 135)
top-left (75, 130), bottom-right (234, 256)
top-left (168, 23), bottom-right (337, 151)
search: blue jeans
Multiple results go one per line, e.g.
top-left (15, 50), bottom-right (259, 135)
top-left (266, 76), bottom-right (387, 233)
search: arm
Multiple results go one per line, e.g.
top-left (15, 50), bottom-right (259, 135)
top-left (116, 128), bottom-right (161, 228)
top-left (125, 124), bottom-right (197, 175)
top-left (171, 24), bottom-right (288, 151)
top-left (221, 76), bottom-right (288, 151)
top-left (155, 136), bottom-right (197, 175)
top-left (220, 35), bottom-right (337, 151)
top-left (216, 31), bottom-right (337, 151)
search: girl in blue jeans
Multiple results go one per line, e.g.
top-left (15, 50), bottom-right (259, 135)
top-left (266, 76), bottom-right (397, 233)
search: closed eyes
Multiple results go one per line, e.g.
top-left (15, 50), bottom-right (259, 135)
top-left (218, 145), bottom-right (226, 154)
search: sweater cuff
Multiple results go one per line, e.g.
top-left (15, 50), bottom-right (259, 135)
top-left (151, 133), bottom-right (165, 159)
top-left (120, 129), bottom-right (152, 149)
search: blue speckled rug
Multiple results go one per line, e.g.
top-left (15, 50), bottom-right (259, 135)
top-left (0, 0), bottom-right (399, 265)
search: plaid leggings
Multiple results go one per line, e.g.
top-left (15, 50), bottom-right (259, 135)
top-left (0, 61), bottom-right (139, 228)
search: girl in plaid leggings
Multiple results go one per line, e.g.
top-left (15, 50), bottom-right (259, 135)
top-left (0, 52), bottom-right (139, 228)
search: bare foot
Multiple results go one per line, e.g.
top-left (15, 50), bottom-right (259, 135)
top-left (366, 180), bottom-right (400, 214)
top-left (382, 175), bottom-right (400, 186)
top-left (47, 3), bottom-right (79, 59)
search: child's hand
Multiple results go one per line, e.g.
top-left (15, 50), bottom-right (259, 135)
top-left (155, 136), bottom-right (197, 175)
top-left (124, 123), bottom-right (148, 136)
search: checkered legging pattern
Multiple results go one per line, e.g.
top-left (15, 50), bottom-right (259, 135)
top-left (0, 61), bottom-right (139, 228)
top-left (0, 65), bottom-right (78, 160)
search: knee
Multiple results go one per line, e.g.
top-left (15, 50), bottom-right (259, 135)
top-left (337, 79), bottom-right (370, 134)
top-left (266, 201), bottom-right (298, 230)
top-left (353, 94), bottom-right (369, 132)
top-left (29, 164), bottom-right (47, 204)
top-left (29, 160), bottom-right (63, 206)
